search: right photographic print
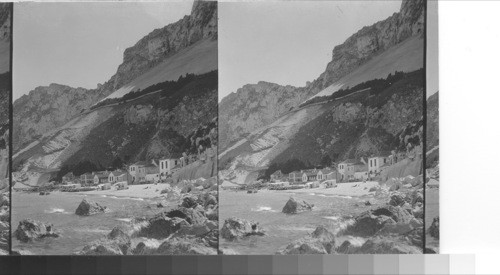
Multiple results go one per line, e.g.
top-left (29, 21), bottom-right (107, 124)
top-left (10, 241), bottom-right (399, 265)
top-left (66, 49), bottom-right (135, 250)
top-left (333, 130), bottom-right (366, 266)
top-left (218, 0), bottom-right (426, 254)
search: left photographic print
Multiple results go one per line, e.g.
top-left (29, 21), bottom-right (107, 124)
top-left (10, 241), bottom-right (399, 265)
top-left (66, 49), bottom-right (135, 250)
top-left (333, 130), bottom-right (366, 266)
top-left (12, 1), bottom-right (218, 255)
top-left (0, 3), bottom-right (11, 256)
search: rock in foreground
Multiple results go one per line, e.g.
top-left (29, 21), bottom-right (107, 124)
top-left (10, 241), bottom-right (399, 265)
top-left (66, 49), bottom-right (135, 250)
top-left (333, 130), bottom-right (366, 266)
top-left (14, 219), bottom-right (60, 242)
top-left (428, 217), bottom-right (439, 239)
top-left (220, 217), bottom-right (263, 241)
top-left (75, 199), bottom-right (108, 216)
top-left (282, 197), bottom-right (314, 214)
top-left (351, 237), bottom-right (422, 254)
top-left (277, 226), bottom-right (336, 255)
top-left (156, 238), bottom-right (217, 255)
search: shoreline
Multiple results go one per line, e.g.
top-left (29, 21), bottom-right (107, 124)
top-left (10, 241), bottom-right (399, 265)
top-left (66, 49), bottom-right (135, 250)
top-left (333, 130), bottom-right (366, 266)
top-left (221, 181), bottom-right (381, 198)
top-left (13, 183), bottom-right (172, 200)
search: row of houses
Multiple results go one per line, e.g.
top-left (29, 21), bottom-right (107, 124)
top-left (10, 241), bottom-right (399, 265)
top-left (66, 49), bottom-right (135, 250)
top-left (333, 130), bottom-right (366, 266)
top-left (270, 168), bottom-right (338, 184)
top-left (62, 157), bottom-right (183, 186)
top-left (270, 153), bottom-right (407, 184)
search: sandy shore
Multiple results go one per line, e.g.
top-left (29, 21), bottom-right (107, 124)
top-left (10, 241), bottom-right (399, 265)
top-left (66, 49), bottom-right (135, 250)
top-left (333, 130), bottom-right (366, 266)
top-left (283, 181), bottom-right (380, 197)
top-left (78, 183), bottom-right (170, 199)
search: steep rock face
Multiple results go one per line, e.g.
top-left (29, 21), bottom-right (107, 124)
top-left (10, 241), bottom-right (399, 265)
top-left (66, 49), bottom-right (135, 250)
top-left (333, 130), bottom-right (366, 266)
top-left (112, 1), bottom-right (217, 90)
top-left (219, 82), bottom-right (303, 149)
top-left (218, 0), bottom-right (424, 150)
top-left (13, 1), bottom-right (218, 154)
top-left (318, 0), bottom-right (424, 89)
top-left (273, 71), bottom-right (424, 166)
top-left (13, 84), bottom-right (100, 152)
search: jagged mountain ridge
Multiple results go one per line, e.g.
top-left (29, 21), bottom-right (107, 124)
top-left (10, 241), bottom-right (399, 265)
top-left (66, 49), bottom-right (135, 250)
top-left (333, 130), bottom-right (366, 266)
top-left (219, 0), bottom-right (424, 150)
top-left (13, 1), bottom-right (217, 153)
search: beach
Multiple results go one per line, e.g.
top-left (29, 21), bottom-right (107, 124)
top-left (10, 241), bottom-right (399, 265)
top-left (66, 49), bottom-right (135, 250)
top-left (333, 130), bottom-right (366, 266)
top-left (80, 183), bottom-right (170, 199)
top-left (287, 181), bottom-right (380, 197)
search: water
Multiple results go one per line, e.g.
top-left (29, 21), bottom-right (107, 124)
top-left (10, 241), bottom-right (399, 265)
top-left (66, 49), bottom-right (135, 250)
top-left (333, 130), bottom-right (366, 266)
top-left (219, 189), bottom-right (377, 255)
top-left (12, 191), bottom-right (165, 255)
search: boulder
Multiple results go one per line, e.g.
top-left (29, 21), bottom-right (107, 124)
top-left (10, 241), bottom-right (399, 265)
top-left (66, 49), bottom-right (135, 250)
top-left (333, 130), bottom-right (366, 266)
top-left (364, 201), bottom-right (372, 206)
top-left (166, 206), bottom-right (207, 226)
top-left (108, 226), bottom-right (131, 244)
top-left (219, 248), bottom-right (239, 255)
top-left (389, 194), bottom-right (405, 207)
top-left (156, 238), bottom-right (217, 255)
top-left (174, 224), bottom-right (211, 238)
top-left (282, 197), bottom-right (314, 214)
top-left (202, 229), bottom-right (219, 249)
top-left (14, 219), bottom-right (60, 242)
top-left (77, 238), bottom-right (127, 255)
top-left (134, 215), bottom-right (189, 239)
top-left (75, 199), bottom-right (108, 216)
top-left (409, 190), bottom-right (423, 206)
top-left (277, 226), bottom-right (336, 255)
top-left (412, 205), bottom-right (423, 219)
top-left (78, 226), bottom-right (133, 255)
top-left (206, 205), bottom-right (218, 221)
top-left (180, 195), bottom-right (198, 209)
top-left (409, 176), bottom-right (423, 187)
top-left (198, 192), bottom-right (217, 208)
top-left (372, 206), bottom-right (414, 224)
top-left (368, 187), bottom-right (378, 192)
top-left (405, 227), bottom-right (424, 247)
top-left (344, 212), bottom-right (395, 237)
top-left (132, 239), bottom-right (162, 255)
top-left (0, 193), bottom-right (9, 207)
top-left (220, 218), bottom-right (262, 241)
top-left (353, 237), bottom-right (422, 254)
top-left (343, 206), bottom-right (414, 237)
top-left (336, 240), bottom-right (356, 254)
top-left (428, 217), bottom-right (439, 239)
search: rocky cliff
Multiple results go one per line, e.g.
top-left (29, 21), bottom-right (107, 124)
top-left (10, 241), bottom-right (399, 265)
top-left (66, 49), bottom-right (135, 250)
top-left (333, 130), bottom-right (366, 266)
top-left (13, 1), bottom-right (217, 154)
top-left (13, 2), bottom-right (218, 184)
top-left (13, 85), bottom-right (100, 151)
top-left (219, 0), bottom-right (424, 150)
top-left (0, 2), bottom-right (10, 74)
top-left (219, 82), bottom-right (304, 149)
top-left (111, 1), bottom-right (217, 90)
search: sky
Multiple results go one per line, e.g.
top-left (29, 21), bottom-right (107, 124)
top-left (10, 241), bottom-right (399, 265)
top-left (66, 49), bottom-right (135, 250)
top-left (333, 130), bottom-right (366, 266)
top-left (13, 1), bottom-right (193, 100)
top-left (219, 1), bottom-right (402, 101)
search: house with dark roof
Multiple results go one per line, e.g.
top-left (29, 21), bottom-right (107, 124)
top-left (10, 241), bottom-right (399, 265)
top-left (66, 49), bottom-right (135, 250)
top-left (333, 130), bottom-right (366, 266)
top-left (317, 168), bottom-right (337, 181)
top-left (93, 171), bottom-right (111, 185)
top-left (301, 169), bottom-right (318, 182)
